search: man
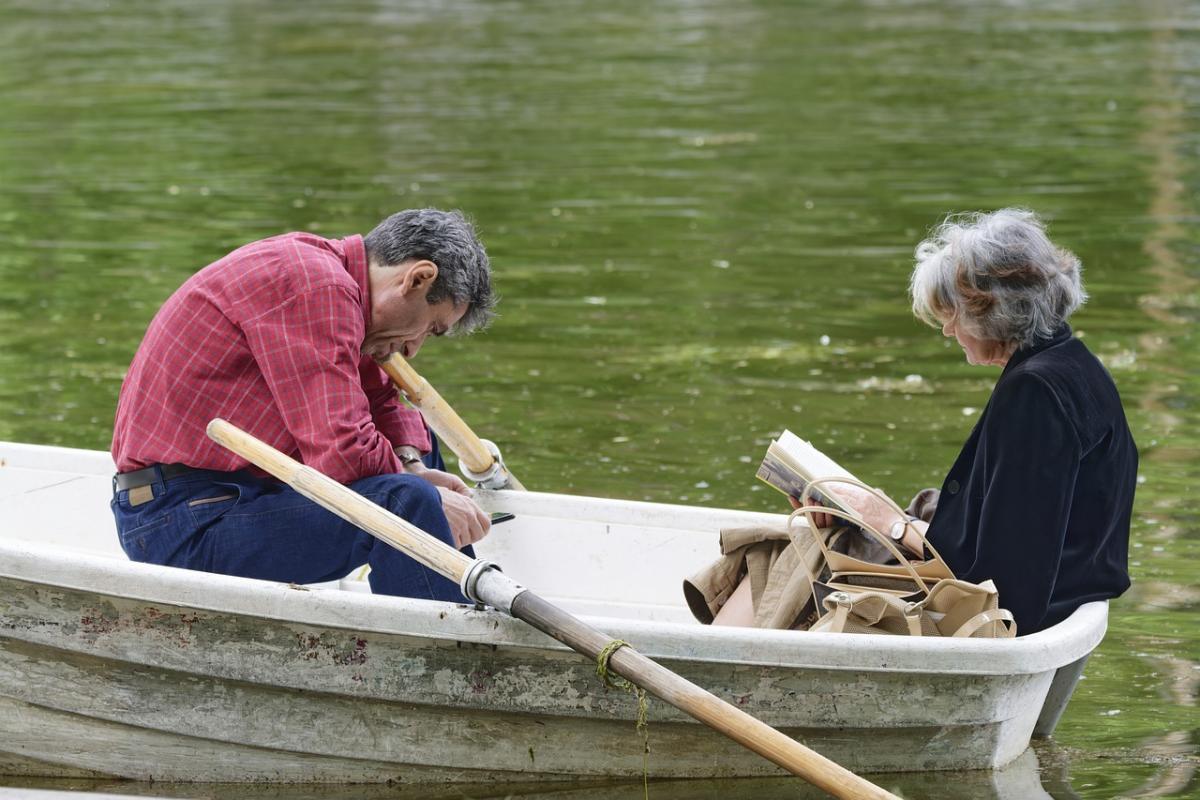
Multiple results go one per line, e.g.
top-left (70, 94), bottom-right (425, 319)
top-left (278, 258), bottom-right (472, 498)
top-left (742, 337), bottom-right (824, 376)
top-left (110, 208), bottom-right (494, 601)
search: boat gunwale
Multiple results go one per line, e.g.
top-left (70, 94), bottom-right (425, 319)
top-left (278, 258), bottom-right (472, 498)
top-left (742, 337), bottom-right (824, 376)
top-left (1, 537), bottom-right (1107, 677)
top-left (0, 440), bottom-right (1108, 676)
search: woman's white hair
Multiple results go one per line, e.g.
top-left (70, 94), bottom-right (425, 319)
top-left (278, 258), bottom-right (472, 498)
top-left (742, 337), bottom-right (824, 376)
top-left (910, 208), bottom-right (1087, 348)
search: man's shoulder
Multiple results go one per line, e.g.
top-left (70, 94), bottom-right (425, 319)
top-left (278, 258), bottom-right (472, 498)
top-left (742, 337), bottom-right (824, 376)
top-left (188, 232), bottom-right (360, 320)
top-left (212, 232), bottom-right (354, 290)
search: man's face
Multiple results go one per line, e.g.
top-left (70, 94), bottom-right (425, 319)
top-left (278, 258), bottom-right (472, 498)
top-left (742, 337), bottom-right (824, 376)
top-left (364, 260), bottom-right (467, 361)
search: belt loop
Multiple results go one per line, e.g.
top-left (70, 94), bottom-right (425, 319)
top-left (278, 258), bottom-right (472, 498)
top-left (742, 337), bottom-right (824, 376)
top-left (153, 464), bottom-right (169, 495)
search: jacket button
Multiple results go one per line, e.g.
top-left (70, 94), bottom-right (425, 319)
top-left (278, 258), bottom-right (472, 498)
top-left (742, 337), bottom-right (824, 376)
top-left (946, 479), bottom-right (960, 494)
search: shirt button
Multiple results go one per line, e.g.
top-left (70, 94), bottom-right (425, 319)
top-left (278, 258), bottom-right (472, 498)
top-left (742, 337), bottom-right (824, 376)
top-left (946, 479), bottom-right (960, 494)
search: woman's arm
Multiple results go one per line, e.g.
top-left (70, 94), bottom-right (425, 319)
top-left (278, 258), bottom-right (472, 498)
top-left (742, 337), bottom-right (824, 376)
top-left (969, 374), bottom-right (1082, 631)
top-left (790, 489), bottom-right (926, 557)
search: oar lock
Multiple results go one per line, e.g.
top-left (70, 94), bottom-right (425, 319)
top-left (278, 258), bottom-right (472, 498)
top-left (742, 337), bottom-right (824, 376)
top-left (460, 559), bottom-right (499, 605)
top-left (459, 559), bottom-right (525, 613)
top-left (459, 437), bottom-right (511, 490)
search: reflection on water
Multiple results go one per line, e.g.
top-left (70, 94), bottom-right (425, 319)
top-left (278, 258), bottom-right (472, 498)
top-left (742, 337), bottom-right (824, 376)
top-left (2, 747), bottom-right (1070, 799)
top-left (5, 740), bottom-right (1196, 798)
top-left (4, 741), bottom-right (1175, 799)
top-left (0, 0), bottom-right (1197, 798)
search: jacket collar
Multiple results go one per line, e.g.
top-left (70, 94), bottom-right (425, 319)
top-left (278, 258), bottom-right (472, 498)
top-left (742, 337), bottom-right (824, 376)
top-left (341, 234), bottom-right (370, 329)
top-left (1002, 323), bottom-right (1073, 375)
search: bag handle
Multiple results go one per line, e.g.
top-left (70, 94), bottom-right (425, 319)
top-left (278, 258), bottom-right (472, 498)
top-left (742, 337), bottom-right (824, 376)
top-left (790, 503), bottom-right (930, 594)
top-left (809, 476), bottom-right (950, 570)
top-left (788, 476), bottom-right (945, 595)
top-left (952, 608), bottom-right (1017, 638)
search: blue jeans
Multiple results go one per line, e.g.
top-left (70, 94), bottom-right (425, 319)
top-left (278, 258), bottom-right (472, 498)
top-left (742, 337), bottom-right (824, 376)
top-left (110, 440), bottom-right (470, 602)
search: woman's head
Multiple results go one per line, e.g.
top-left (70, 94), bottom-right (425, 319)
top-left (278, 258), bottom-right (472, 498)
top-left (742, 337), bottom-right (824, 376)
top-left (910, 209), bottom-right (1087, 362)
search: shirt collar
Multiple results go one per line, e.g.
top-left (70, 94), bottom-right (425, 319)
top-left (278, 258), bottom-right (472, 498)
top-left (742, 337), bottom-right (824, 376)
top-left (1002, 323), bottom-right (1073, 374)
top-left (341, 234), bottom-right (370, 329)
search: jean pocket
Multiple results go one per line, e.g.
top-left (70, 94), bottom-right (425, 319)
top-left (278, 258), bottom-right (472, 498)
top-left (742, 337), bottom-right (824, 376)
top-left (187, 484), bottom-right (242, 529)
top-left (118, 514), bottom-right (172, 562)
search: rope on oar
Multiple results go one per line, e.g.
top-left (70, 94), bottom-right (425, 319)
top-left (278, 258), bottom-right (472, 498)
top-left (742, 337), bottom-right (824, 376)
top-left (596, 639), bottom-right (650, 735)
top-left (596, 638), bottom-right (650, 799)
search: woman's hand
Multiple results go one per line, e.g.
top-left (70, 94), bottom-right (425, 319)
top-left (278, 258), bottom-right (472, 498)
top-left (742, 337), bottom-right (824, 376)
top-left (788, 495), bottom-right (850, 529)
top-left (791, 487), bottom-right (928, 557)
top-left (789, 484), bottom-right (906, 536)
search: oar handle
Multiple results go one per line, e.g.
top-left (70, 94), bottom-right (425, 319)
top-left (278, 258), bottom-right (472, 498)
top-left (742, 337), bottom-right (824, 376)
top-left (378, 354), bottom-right (496, 475)
top-left (205, 418), bottom-right (474, 584)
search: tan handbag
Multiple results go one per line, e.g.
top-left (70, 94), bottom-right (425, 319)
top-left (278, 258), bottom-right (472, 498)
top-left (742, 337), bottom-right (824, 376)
top-left (788, 477), bottom-right (1016, 639)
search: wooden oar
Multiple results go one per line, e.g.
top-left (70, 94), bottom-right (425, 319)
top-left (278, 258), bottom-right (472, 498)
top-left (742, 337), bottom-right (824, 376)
top-left (378, 354), bottom-right (525, 491)
top-left (206, 418), bottom-right (900, 800)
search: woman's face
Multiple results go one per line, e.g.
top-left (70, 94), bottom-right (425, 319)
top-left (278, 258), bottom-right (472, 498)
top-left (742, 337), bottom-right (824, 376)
top-left (941, 317), bottom-right (1011, 367)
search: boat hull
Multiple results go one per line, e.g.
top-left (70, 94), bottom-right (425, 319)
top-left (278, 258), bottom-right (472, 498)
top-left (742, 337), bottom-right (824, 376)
top-left (0, 441), bottom-right (1106, 782)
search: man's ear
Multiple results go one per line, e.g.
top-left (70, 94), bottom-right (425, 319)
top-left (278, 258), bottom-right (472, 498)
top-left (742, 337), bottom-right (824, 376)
top-left (399, 259), bottom-right (439, 296)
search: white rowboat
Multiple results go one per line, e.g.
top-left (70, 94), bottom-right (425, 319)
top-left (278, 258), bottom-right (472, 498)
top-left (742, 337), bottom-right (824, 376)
top-left (0, 440), bottom-right (1103, 784)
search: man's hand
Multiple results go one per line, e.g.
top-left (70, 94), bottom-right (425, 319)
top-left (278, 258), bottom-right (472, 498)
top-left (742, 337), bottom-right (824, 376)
top-left (436, 487), bottom-right (491, 548)
top-left (403, 458), bottom-right (473, 495)
top-left (399, 457), bottom-right (489, 547)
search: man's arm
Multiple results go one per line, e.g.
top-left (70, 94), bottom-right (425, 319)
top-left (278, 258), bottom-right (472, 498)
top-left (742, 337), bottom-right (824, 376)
top-left (359, 357), bottom-right (431, 453)
top-left (242, 285), bottom-right (491, 546)
top-left (242, 285), bottom-right (404, 483)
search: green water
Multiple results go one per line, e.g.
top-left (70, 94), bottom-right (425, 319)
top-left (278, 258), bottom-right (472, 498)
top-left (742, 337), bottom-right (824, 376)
top-left (1, 0), bottom-right (1197, 796)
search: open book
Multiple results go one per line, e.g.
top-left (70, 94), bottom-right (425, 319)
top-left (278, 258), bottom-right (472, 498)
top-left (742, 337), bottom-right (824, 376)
top-left (755, 430), bottom-right (860, 517)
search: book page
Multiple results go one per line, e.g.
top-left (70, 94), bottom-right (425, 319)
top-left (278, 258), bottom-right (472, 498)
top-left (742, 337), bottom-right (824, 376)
top-left (775, 430), bottom-right (857, 482)
top-left (756, 430), bottom-right (861, 516)
top-left (756, 451), bottom-right (811, 499)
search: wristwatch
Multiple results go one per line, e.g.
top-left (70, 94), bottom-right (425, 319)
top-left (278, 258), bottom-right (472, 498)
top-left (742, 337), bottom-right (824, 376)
top-left (396, 446), bottom-right (423, 467)
top-left (890, 516), bottom-right (920, 541)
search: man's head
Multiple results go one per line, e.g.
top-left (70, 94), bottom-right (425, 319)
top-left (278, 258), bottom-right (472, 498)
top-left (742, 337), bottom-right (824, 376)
top-left (362, 209), bottom-right (495, 360)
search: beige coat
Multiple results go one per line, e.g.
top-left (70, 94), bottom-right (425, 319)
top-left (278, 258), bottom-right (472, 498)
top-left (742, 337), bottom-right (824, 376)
top-left (683, 489), bottom-right (940, 629)
top-left (683, 522), bottom-right (824, 630)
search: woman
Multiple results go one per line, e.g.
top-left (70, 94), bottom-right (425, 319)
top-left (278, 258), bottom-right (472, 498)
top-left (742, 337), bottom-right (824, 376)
top-left (702, 209), bottom-right (1137, 634)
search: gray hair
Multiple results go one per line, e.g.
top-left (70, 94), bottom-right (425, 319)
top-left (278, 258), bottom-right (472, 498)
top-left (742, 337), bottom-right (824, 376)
top-left (364, 208), bottom-right (496, 334)
top-left (910, 208), bottom-right (1087, 348)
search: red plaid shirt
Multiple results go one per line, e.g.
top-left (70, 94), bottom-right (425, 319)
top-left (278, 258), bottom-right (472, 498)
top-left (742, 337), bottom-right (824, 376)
top-left (112, 233), bottom-right (430, 483)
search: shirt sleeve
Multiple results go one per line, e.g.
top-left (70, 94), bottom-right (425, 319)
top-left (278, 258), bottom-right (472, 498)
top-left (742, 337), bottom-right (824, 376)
top-left (241, 285), bottom-right (405, 483)
top-left (972, 372), bottom-right (1083, 632)
top-left (358, 356), bottom-right (432, 452)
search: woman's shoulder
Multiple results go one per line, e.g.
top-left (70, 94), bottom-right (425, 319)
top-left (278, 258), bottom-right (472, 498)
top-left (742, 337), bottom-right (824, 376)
top-left (1006, 336), bottom-right (1117, 397)
top-left (990, 366), bottom-right (1072, 426)
top-left (997, 337), bottom-right (1129, 445)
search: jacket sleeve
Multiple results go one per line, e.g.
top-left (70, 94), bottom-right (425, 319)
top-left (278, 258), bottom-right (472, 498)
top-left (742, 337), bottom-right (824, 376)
top-left (973, 372), bottom-right (1082, 632)
top-left (241, 285), bottom-right (405, 483)
top-left (358, 357), bottom-right (433, 453)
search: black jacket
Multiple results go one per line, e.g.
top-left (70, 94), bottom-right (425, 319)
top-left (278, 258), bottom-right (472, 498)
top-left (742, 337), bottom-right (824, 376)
top-left (927, 325), bottom-right (1137, 634)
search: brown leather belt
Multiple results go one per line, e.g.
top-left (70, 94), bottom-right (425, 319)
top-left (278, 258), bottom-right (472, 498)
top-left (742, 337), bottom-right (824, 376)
top-left (113, 463), bottom-right (198, 492)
